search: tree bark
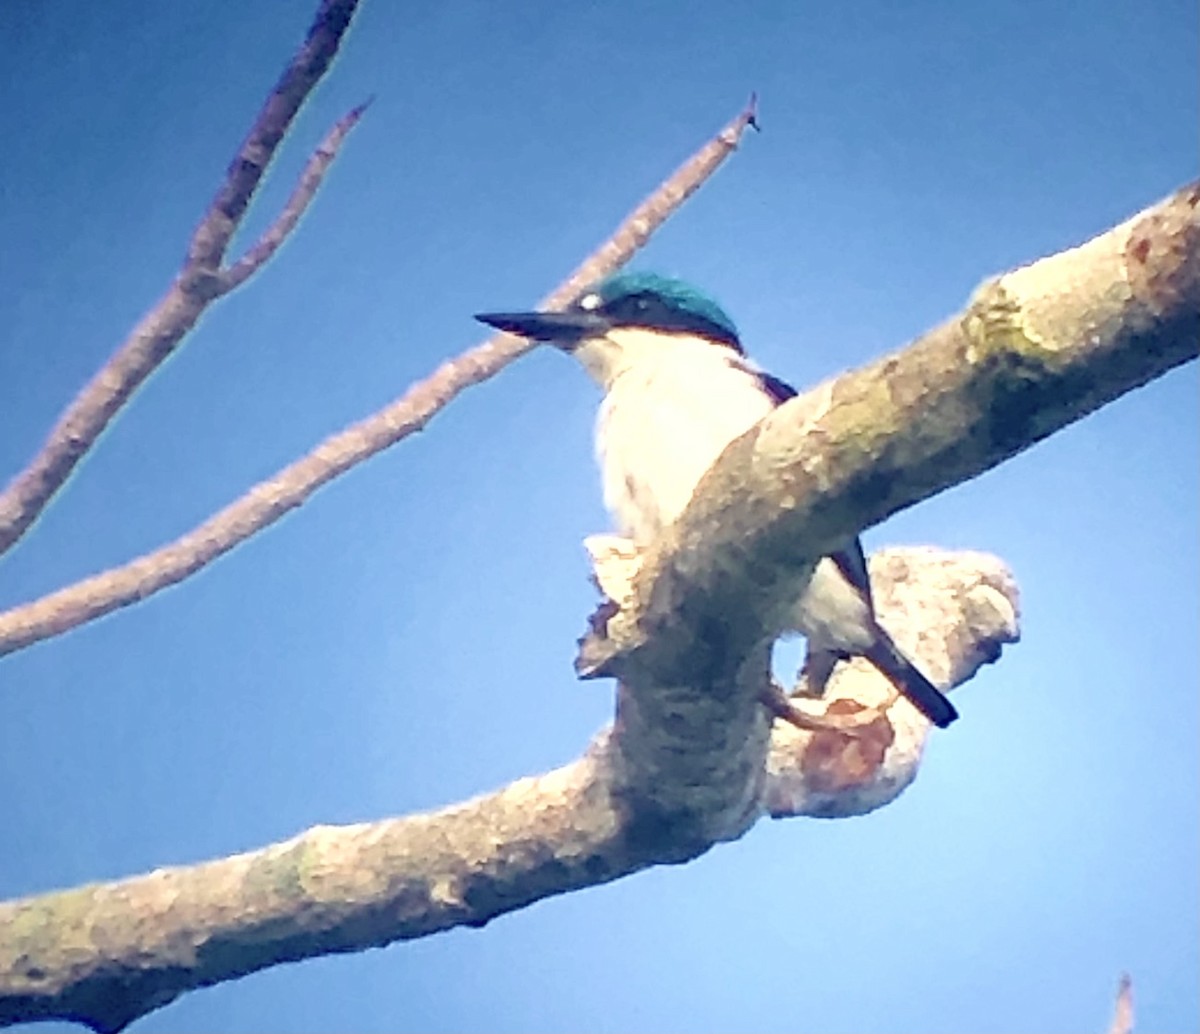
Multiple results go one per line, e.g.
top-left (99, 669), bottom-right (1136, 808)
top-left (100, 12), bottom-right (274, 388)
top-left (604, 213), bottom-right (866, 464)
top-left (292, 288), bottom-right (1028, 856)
top-left (1, 178), bottom-right (1195, 1031)
top-left (0, 546), bottom-right (1015, 1034)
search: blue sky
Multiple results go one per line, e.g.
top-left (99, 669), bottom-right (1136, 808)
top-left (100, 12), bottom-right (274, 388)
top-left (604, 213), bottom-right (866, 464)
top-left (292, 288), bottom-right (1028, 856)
top-left (1, 1), bottom-right (1196, 1031)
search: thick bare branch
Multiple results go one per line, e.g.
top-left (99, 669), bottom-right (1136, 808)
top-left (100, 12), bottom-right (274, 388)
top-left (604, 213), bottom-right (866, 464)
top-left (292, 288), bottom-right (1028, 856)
top-left (0, 0), bottom-right (363, 559)
top-left (1, 105), bottom-right (1188, 1030)
top-left (0, 98), bottom-right (760, 660)
top-left (0, 546), bottom-right (1014, 1033)
top-left (578, 181), bottom-right (1198, 682)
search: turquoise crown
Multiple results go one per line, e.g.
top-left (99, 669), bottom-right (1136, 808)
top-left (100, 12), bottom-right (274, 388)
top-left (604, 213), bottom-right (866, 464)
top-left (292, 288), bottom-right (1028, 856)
top-left (581, 271), bottom-right (741, 351)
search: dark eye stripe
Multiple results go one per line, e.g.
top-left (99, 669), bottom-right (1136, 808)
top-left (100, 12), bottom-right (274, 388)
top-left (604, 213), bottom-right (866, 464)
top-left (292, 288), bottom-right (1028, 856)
top-left (599, 293), bottom-right (743, 352)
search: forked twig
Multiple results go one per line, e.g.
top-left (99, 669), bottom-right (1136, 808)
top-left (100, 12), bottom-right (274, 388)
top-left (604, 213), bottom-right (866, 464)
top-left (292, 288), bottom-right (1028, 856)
top-left (0, 0), bottom-right (365, 559)
top-left (220, 98), bottom-right (373, 293)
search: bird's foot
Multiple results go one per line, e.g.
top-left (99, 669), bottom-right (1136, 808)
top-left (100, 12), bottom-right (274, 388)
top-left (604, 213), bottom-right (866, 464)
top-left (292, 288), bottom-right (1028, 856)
top-left (759, 684), bottom-right (884, 737)
top-left (792, 647), bottom-right (850, 699)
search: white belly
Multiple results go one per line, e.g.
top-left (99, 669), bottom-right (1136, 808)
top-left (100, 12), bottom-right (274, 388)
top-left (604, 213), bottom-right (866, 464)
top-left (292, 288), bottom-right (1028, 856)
top-left (592, 337), bottom-right (875, 657)
top-left (596, 346), bottom-right (774, 544)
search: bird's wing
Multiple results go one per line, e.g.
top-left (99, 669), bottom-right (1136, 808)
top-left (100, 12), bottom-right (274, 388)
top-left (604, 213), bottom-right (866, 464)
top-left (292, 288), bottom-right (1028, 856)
top-left (750, 369), bottom-right (874, 612)
top-left (755, 371), bottom-right (798, 404)
top-left (829, 537), bottom-right (876, 613)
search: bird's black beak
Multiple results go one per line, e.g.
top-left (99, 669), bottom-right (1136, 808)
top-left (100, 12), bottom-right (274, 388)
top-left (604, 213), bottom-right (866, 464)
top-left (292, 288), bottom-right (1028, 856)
top-left (474, 310), bottom-right (609, 350)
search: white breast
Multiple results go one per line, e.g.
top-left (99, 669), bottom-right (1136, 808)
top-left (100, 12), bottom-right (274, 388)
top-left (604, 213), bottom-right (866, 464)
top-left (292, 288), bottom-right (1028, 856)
top-left (585, 330), bottom-right (877, 658)
top-left (593, 334), bottom-right (775, 545)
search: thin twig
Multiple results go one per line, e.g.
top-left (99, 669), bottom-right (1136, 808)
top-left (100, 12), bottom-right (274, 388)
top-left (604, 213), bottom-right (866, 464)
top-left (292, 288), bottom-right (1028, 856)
top-left (0, 0), bottom-right (364, 559)
top-left (219, 98), bottom-right (374, 294)
top-left (542, 93), bottom-right (759, 310)
top-left (184, 0), bottom-right (359, 275)
top-left (0, 97), bottom-right (760, 660)
top-left (1106, 974), bottom-right (1134, 1034)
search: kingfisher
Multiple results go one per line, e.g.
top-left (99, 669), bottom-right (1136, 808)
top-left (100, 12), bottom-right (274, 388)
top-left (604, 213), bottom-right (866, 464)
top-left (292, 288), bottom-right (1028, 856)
top-left (476, 271), bottom-right (957, 728)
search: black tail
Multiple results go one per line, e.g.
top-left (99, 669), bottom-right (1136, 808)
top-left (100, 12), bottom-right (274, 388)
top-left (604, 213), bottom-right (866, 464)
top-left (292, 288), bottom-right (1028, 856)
top-left (864, 633), bottom-right (958, 728)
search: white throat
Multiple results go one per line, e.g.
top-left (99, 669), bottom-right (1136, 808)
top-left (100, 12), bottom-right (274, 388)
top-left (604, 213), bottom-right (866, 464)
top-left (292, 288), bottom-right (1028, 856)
top-left (576, 327), bottom-right (776, 544)
top-left (572, 326), bottom-right (709, 392)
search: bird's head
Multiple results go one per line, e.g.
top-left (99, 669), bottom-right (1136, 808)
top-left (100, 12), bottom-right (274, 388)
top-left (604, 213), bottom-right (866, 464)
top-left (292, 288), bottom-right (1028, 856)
top-left (475, 272), bottom-right (742, 388)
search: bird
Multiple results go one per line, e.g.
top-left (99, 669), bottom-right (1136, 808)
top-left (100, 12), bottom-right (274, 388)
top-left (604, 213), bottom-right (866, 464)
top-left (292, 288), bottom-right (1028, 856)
top-left (476, 271), bottom-right (958, 728)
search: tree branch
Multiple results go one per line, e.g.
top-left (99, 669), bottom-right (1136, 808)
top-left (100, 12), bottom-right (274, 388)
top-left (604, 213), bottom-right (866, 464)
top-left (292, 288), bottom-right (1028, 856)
top-left (578, 181), bottom-right (1198, 684)
top-left (0, 0), bottom-right (364, 560)
top-left (766, 549), bottom-right (1019, 817)
top-left (0, 546), bottom-right (1015, 1033)
top-left (218, 97), bottom-right (373, 294)
top-left (5, 179), bottom-right (1189, 1027)
top-left (0, 96), bottom-right (760, 661)
top-left (1106, 974), bottom-right (1134, 1034)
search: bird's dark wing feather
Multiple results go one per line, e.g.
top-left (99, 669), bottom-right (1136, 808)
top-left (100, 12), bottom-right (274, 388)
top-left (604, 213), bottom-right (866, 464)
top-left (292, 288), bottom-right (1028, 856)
top-left (750, 369), bottom-right (874, 612)
top-left (747, 367), bottom-right (876, 615)
top-left (829, 537), bottom-right (875, 613)
top-left (864, 634), bottom-right (959, 728)
top-left (756, 371), bottom-right (798, 405)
